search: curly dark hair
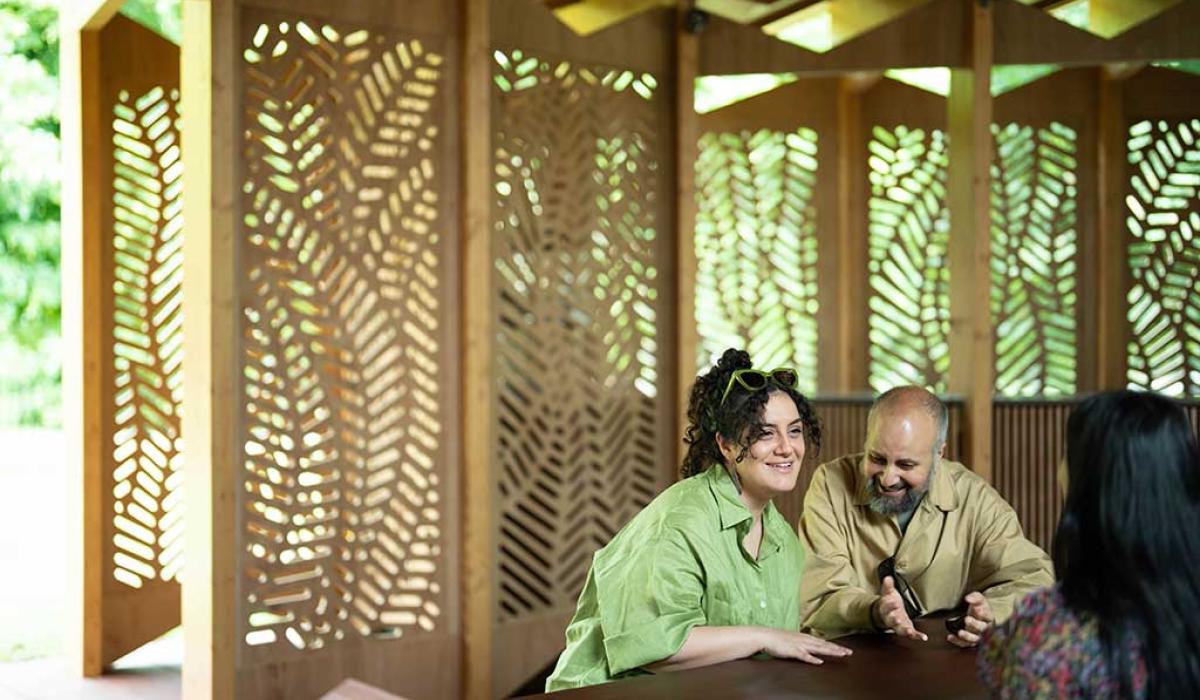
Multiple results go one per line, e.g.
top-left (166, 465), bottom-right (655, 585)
top-left (680, 348), bottom-right (822, 480)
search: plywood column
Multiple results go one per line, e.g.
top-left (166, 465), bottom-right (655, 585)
top-left (1096, 68), bottom-right (1130, 390)
top-left (61, 0), bottom-right (123, 677)
top-left (462, 0), bottom-right (495, 698)
top-left (832, 76), bottom-right (870, 394)
top-left (675, 3), bottom-right (699, 459)
top-left (947, 0), bottom-right (993, 481)
top-left (181, 0), bottom-right (239, 697)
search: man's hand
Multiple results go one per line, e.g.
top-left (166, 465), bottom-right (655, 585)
top-left (873, 576), bottom-right (927, 641)
top-left (946, 591), bottom-right (992, 648)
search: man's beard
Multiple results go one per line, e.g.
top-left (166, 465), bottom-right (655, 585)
top-left (868, 463), bottom-right (935, 515)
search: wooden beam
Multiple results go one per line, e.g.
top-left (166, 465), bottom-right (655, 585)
top-left (181, 0), bottom-right (238, 697)
top-left (697, 0), bottom-right (1200, 75)
top-left (701, 0), bottom-right (967, 75)
top-left (752, 0), bottom-right (823, 27)
top-left (676, 3), bottom-right (700, 466)
top-left (1095, 69), bottom-right (1129, 390)
top-left (552, 0), bottom-right (674, 37)
top-left (494, 0), bottom-right (672, 73)
top-left (947, 0), bottom-right (993, 481)
top-left (762, 0), bottom-right (932, 54)
top-left (462, 0), bottom-right (495, 697)
top-left (993, 0), bottom-right (1200, 66)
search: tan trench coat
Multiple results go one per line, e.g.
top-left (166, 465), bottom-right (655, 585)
top-left (798, 454), bottom-right (1054, 638)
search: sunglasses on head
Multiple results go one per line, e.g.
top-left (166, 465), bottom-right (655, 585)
top-left (719, 367), bottom-right (800, 406)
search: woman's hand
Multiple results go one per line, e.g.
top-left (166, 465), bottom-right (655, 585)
top-left (758, 628), bottom-right (853, 665)
top-left (647, 625), bottom-right (851, 674)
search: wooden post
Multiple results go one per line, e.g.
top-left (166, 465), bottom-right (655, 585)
top-left (675, 2), bottom-right (699, 462)
top-left (832, 76), bottom-right (870, 394)
top-left (61, 0), bottom-right (138, 677)
top-left (181, 0), bottom-right (239, 697)
top-left (461, 0), bottom-right (495, 697)
top-left (1096, 68), bottom-right (1129, 390)
top-left (947, 0), bottom-right (993, 481)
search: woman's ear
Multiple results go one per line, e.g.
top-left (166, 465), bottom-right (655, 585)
top-left (715, 433), bottom-right (738, 465)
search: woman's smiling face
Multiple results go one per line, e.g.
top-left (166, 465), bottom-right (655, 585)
top-left (719, 391), bottom-right (807, 505)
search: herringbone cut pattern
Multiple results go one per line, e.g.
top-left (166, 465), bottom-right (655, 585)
top-left (695, 128), bottom-right (820, 393)
top-left (990, 122), bottom-right (1078, 397)
top-left (866, 125), bottom-right (950, 393)
top-left (492, 50), bottom-right (664, 620)
top-left (240, 15), bottom-right (450, 653)
top-left (110, 86), bottom-right (185, 589)
top-left (1126, 119), bottom-right (1200, 396)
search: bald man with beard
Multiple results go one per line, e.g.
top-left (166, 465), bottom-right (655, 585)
top-left (798, 386), bottom-right (1053, 647)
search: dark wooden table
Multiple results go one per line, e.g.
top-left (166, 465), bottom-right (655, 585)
top-left (521, 618), bottom-right (988, 699)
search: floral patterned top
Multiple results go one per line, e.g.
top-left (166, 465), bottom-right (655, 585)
top-left (978, 585), bottom-right (1148, 699)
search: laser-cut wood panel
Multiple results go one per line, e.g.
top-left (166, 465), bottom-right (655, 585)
top-left (90, 14), bottom-right (183, 670)
top-left (1125, 113), bottom-right (1200, 396)
top-left (490, 44), bottom-right (674, 695)
top-left (694, 127), bottom-right (821, 393)
top-left (233, 5), bottom-right (461, 697)
top-left (865, 121), bottom-right (951, 393)
top-left (990, 121), bottom-right (1079, 397)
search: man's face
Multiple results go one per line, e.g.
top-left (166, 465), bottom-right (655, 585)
top-left (863, 409), bottom-right (943, 515)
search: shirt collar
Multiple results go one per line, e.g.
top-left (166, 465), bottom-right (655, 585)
top-left (852, 453), bottom-right (960, 511)
top-left (706, 464), bottom-right (753, 530)
top-left (704, 464), bottom-right (784, 559)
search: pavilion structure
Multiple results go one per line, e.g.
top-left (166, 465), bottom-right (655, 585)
top-left (59, 0), bottom-right (1200, 697)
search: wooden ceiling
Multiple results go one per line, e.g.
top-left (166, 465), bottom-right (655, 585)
top-left (543, 0), bottom-right (1185, 45)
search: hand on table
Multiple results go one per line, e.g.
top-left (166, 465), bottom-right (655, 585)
top-left (946, 591), bottom-right (992, 648)
top-left (760, 629), bottom-right (852, 665)
top-left (874, 576), bottom-right (927, 641)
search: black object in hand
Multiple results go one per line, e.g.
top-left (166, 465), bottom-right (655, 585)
top-left (945, 614), bottom-right (966, 635)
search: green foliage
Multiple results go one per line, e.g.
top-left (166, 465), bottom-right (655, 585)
top-left (120, 0), bottom-right (182, 44)
top-left (0, 0), bottom-right (61, 426)
top-left (0, 0), bottom-right (180, 427)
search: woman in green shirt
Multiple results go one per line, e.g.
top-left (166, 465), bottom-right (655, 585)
top-left (546, 349), bottom-right (851, 691)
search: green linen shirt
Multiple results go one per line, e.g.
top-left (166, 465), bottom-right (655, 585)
top-left (545, 464), bottom-right (806, 692)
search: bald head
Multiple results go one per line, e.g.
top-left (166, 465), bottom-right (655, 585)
top-left (867, 386), bottom-right (948, 454)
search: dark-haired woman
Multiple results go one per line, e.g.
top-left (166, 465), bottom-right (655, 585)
top-left (978, 390), bottom-right (1200, 699)
top-left (545, 349), bottom-right (851, 691)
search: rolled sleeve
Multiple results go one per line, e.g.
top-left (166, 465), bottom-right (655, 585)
top-left (594, 527), bottom-right (706, 675)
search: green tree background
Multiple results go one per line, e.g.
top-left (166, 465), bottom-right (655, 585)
top-left (0, 0), bottom-right (177, 428)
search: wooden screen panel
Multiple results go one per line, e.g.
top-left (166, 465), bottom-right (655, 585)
top-left (236, 7), bottom-right (460, 697)
top-left (989, 121), bottom-right (1079, 397)
top-left (694, 127), bottom-right (821, 392)
top-left (994, 68), bottom-right (1100, 394)
top-left (491, 47), bottom-right (673, 694)
top-left (1122, 68), bottom-right (1200, 397)
top-left (862, 80), bottom-right (950, 395)
top-left (93, 15), bottom-right (183, 669)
